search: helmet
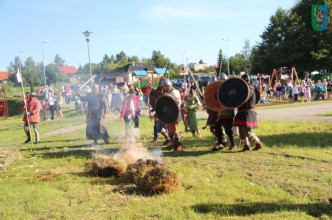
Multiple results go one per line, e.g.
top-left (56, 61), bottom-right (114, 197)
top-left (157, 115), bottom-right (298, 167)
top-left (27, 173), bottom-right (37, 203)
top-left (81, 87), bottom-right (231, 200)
top-left (219, 72), bottom-right (228, 81)
top-left (162, 79), bottom-right (172, 86)
top-left (30, 92), bottom-right (38, 97)
top-left (241, 73), bottom-right (250, 83)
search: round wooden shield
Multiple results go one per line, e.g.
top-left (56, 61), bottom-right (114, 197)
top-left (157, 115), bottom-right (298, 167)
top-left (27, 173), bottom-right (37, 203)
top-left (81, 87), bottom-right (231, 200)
top-left (218, 78), bottom-right (249, 109)
top-left (149, 88), bottom-right (163, 110)
top-left (204, 81), bottom-right (226, 112)
top-left (155, 95), bottom-right (179, 124)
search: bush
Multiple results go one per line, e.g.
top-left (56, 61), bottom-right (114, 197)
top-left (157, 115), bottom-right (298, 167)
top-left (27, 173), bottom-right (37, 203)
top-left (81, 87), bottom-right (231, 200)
top-left (7, 97), bottom-right (24, 117)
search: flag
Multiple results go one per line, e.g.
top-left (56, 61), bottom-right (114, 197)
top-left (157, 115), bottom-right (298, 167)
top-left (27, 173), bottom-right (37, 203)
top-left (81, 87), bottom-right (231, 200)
top-left (312, 4), bottom-right (328, 32)
top-left (16, 68), bottom-right (22, 83)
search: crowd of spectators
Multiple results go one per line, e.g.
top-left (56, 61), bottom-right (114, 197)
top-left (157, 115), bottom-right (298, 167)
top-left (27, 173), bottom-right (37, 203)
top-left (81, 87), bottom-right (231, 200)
top-left (252, 75), bottom-right (332, 104)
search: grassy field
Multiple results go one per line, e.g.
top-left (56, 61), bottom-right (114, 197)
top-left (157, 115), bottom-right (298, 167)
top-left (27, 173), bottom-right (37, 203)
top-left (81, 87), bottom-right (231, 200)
top-left (0, 107), bottom-right (332, 220)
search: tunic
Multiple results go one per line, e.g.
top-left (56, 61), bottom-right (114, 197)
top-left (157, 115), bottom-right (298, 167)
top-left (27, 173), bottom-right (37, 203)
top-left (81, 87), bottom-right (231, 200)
top-left (79, 91), bottom-right (110, 141)
top-left (184, 95), bottom-right (201, 131)
top-left (233, 86), bottom-right (258, 128)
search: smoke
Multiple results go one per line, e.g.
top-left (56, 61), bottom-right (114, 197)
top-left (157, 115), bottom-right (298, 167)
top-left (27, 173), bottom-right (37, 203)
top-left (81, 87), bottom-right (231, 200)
top-left (111, 127), bottom-right (163, 165)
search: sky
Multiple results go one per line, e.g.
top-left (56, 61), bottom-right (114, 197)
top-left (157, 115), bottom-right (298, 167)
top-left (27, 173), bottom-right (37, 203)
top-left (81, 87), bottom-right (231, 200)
top-left (0, 0), bottom-right (298, 71)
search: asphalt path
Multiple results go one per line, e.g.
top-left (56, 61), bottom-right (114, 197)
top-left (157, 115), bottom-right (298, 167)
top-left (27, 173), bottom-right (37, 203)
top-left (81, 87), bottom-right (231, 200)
top-left (67, 99), bottom-right (332, 122)
top-left (195, 102), bottom-right (332, 122)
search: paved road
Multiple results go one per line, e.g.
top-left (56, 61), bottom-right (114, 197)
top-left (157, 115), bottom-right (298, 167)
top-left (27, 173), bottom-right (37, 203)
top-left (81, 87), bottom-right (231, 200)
top-left (195, 102), bottom-right (332, 122)
top-left (68, 100), bottom-right (332, 122)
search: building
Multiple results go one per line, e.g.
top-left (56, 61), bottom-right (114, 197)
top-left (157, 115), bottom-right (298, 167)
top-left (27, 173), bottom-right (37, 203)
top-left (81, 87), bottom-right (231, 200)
top-left (188, 63), bottom-right (208, 71)
top-left (98, 62), bottom-right (167, 87)
top-left (58, 66), bottom-right (79, 84)
top-left (0, 71), bottom-right (9, 83)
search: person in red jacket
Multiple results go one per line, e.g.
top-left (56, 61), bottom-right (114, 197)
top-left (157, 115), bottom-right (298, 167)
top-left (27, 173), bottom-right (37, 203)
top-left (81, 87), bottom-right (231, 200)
top-left (120, 88), bottom-right (140, 129)
top-left (23, 92), bottom-right (41, 144)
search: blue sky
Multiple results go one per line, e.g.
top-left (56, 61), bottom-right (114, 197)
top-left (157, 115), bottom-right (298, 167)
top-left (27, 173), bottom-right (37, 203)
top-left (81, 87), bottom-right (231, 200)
top-left (0, 0), bottom-right (297, 71)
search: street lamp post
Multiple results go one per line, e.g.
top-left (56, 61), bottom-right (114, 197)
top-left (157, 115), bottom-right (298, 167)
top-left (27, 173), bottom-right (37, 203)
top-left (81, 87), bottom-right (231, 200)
top-left (82, 30), bottom-right (93, 82)
top-left (17, 49), bottom-right (25, 71)
top-left (222, 38), bottom-right (230, 75)
top-left (41, 40), bottom-right (49, 85)
top-left (179, 49), bottom-right (186, 81)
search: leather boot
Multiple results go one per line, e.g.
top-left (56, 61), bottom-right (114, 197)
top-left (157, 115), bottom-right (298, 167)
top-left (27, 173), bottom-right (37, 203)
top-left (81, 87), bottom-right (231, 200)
top-left (161, 132), bottom-right (171, 145)
top-left (173, 134), bottom-right (182, 151)
top-left (162, 136), bottom-right (174, 151)
top-left (249, 133), bottom-right (263, 151)
top-left (228, 139), bottom-right (237, 150)
top-left (253, 141), bottom-right (263, 151)
top-left (241, 138), bottom-right (250, 151)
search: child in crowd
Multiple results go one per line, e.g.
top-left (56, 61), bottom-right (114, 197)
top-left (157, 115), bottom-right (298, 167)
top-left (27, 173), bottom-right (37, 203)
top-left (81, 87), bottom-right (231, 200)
top-left (43, 100), bottom-right (51, 121)
top-left (74, 95), bottom-right (83, 115)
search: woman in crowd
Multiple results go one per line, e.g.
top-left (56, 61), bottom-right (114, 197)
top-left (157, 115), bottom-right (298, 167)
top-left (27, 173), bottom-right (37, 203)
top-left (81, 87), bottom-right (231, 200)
top-left (184, 89), bottom-right (202, 138)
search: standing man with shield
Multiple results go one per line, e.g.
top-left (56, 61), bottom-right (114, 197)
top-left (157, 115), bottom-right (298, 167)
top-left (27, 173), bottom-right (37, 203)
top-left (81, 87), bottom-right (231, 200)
top-left (159, 79), bottom-right (183, 151)
top-left (233, 74), bottom-right (263, 151)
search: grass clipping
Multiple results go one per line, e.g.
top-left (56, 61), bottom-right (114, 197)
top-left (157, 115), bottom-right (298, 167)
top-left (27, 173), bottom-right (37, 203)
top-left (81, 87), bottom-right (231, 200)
top-left (88, 153), bottom-right (181, 194)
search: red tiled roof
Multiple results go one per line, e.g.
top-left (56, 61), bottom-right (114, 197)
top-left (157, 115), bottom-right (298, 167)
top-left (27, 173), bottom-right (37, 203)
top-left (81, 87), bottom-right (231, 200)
top-left (59, 66), bottom-right (77, 75)
top-left (0, 71), bottom-right (9, 80)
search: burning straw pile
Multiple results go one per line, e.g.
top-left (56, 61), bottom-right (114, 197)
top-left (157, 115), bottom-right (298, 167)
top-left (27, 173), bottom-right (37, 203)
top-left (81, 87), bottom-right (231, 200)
top-left (87, 153), bottom-right (127, 178)
top-left (87, 130), bottom-right (181, 194)
top-left (126, 159), bottom-right (180, 194)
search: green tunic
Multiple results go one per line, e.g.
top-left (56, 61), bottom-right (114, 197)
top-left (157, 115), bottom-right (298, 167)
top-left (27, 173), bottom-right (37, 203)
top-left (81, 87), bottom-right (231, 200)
top-left (185, 95), bottom-right (201, 132)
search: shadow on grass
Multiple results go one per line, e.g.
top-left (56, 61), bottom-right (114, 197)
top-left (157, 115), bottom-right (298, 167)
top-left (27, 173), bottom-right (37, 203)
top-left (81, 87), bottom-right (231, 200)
top-left (36, 146), bottom-right (122, 159)
top-left (261, 132), bottom-right (332, 148)
top-left (20, 144), bottom-right (92, 152)
top-left (38, 149), bottom-right (93, 159)
top-left (192, 202), bottom-right (332, 218)
top-left (41, 138), bottom-right (86, 143)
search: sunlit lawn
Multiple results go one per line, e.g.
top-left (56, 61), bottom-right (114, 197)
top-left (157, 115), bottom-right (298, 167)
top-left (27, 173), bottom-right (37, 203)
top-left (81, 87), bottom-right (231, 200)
top-left (0, 107), bottom-right (332, 219)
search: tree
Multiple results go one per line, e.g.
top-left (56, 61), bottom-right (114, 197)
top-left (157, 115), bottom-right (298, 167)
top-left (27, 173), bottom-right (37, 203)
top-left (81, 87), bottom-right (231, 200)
top-left (45, 63), bottom-right (64, 85)
top-left (229, 53), bottom-right (246, 74)
top-left (198, 59), bottom-right (204, 64)
top-left (22, 57), bottom-right (40, 91)
top-left (116, 51), bottom-right (127, 63)
top-left (254, 0), bottom-right (332, 74)
top-left (151, 50), bottom-right (169, 67)
top-left (242, 39), bottom-right (252, 72)
top-left (54, 54), bottom-right (65, 67)
top-left (216, 49), bottom-right (227, 76)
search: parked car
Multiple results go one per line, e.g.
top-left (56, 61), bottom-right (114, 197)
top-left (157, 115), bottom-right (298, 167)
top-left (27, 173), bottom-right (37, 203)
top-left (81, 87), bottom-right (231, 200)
top-left (178, 79), bottom-right (186, 88)
top-left (199, 75), bottom-right (211, 87)
top-left (70, 84), bottom-right (82, 92)
top-left (116, 82), bottom-right (132, 89)
top-left (187, 75), bottom-right (199, 83)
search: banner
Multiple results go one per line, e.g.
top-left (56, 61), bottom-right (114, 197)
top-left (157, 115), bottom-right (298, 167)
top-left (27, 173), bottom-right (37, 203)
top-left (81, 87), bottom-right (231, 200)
top-left (16, 68), bottom-right (22, 83)
top-left (312, 4), bottom-right (328, 32)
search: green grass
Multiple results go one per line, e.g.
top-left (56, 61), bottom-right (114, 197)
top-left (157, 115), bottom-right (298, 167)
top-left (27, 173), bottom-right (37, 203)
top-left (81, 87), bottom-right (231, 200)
top-left (257, 99), bottom-right (332, 110)
top-left (0, 108), bottom-right (332, 219)
top-left (318, 112), bottom-right (332, 116)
